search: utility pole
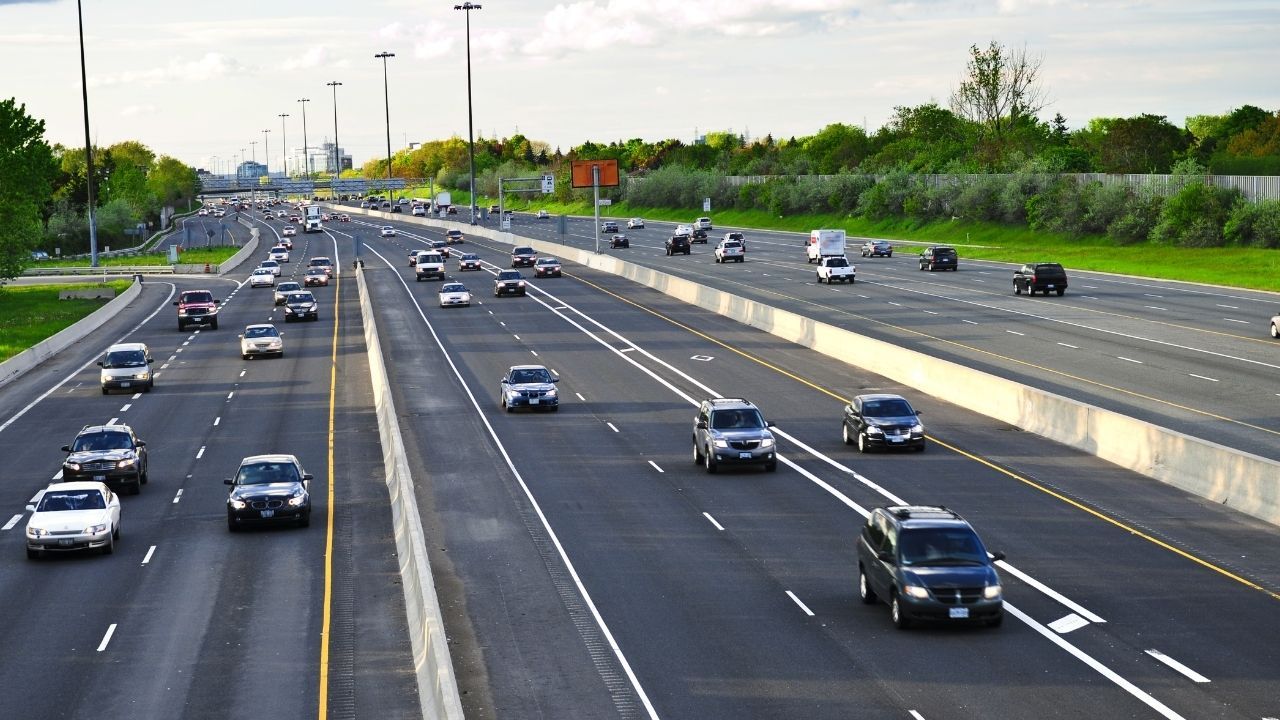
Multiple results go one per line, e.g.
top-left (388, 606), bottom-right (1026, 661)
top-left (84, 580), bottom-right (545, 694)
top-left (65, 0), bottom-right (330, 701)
top-left (298, 98), bottom-right (311, 177)
top-left (76, 0), bottom-right (99, 267)
top-left (454, 3), bottom-right (482, 224)
top-left (278, 113), bottom-right (289, 176)
top-left (327, 81), bottom-right (342, 177)
top-left (375, 52), bottom-right (395, 201)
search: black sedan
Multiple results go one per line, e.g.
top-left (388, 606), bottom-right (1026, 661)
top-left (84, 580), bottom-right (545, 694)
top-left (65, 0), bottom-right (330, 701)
top-left (610, 234), bottom-right (630, 249)
top-left (225, 454), bottom-right (312, 530)
top-left (842, 393), bottom-right (925, 452)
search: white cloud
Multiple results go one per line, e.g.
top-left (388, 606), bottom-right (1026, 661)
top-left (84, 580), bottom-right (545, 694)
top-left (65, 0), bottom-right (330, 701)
top-left (119, 104), bottom-right (156, 117)
top-left (655, 85), bottom-right (669, 95)
top-left (411, 21), bottom-right (456, 60)
top-left (379, 21), bottom-right (405, 40)
top-left (281, 46), bottom-right (333, 71)
top-left (89, 52), bottom-right (250, 87)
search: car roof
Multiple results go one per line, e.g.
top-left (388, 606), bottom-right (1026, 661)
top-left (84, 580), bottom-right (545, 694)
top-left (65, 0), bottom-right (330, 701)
top-left (536, 257), bottom-right (559, 262)
top-left (879, 505), bottom-right (971, 529)
top-left (244, 323), bottom-right (277, 330)
top-left (703, 397), bottom-right (757, 410)
top-left (41, 481), bottom-right (110, 493)
top-left (77, 423), bottom-right (132, 434)
top-left (105, 342), bottom-right (148, 353)
top-left (508, 364), bottom-right (550, 372)
top-left (239, 453), bottom-right (301, 466)
top-left (855, 393), bottom-right (909, 403)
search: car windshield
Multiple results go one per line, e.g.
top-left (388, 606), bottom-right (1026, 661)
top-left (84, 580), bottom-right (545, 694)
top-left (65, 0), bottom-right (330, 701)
top-left (711, 409), bottom-right (766, 430)
top-left (537, 259), bottom-right (557, 265)
top-left (103, 350), bottom-right (147, 368)
top-left (498, 271), bottom-right (521, 280)
top-left (278, 283), bottom-right (300, 292)
top-left (288, 293), bottom-right (314, 303)
top-left (509, 368), bottom-right (553, 384)
top-left (236, 462), bottom-right (301, 485)
top-left (183, 292), bottom-right (212, 304)
top-left (72, 431), bottom-right (132, 452)
top-left (462, 254), bottom-right (478, 261)
top-left (38, 490), bottom-right (106, 512)
top-left (514, 248), bottom-right (533, 255)
top-left (311, 258), bottom-right (331, 266)
top-left (244, 326), bottom-right (278, 339)
top-left (934, 248), bottom-right (956, 256)
top-left (271, 247), bottom-right (287, 252)
top-left (899, 528), bottom-right (987, 566)
top-left (442, 284), bottom-right (466, 293)
top-left (862, 398), bottom-right (914, 417)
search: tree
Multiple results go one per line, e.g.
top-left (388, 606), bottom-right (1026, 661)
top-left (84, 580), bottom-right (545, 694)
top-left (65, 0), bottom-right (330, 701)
top-left (0, 98), bottom-right (58, 280)
top-left (147, 155), bottom-right (199, 207)
top-left (1095, 114), bottom-right (1189, 173)
top-left (949, 41), bottom-right (1050, 147)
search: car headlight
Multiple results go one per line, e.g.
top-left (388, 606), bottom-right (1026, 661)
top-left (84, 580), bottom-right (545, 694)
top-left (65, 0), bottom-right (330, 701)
top-left (903, 585), bottom-right (930, 599)
top-left (229, 499), bottom-right (247, 510)
top-left (64, 462), bottom-right (81, 472)
top-left (85, 523), bottom-right (108, 535)
top-left (135, 371), bottom-right (150, 380)
top-left (713, 438), bottom-right (728, 448)
top-left (117, 458), bottom-right (136, 469)
top-left (100, 372), bottom-right (110, 382)
top-left (517, 281), bottom-right (526, 286)
top-left (866, 426), bottom-right (883, 435)
top-left (983, 584), bottom-right (1002, 600)
top-left (910, 423), bottom-right (924, 434)
top-left (287, 493), bottom-right (308, 507)
top-left (27, 526), bottom-right (48, 538)
top-left (760, 437), bottom-right (774, 448)
top-left (545, 388), bottom-right (557, 397)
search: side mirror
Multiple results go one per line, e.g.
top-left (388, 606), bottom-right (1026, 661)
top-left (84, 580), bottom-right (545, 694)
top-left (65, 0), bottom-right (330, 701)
top-left (695, 421), bottom-right (707, 430)
top-left (25, 504), bottom-right (35, 512)
top-left (214, 299), bottom-right (220, 304)
top-left (238, 335), bottom-right (244, 340)
top-left (550, 377), bottom-right (559, 383)
top-left (766, 422), bottom-right (776, 428)
top-left (172, 301), bottom-right (179, 306)
top-left (302, 473), bottom-right (314, 481)
top-left (991, 551), bottom-right (1006, 562)
top-left (915, 410), bottom-right (922, 416)
top-left (224, 478), bottom-right (234, 485)
top-left (147, 358), bottom-right (154, 364)
top-left (96, 361), bottom-right (104, 367)
top-left (500, 378), bottom-right (508, 384)
top-left (61, 445), bottom-right (71, 452)
top-left (136, 441), bottom-right (145, 447)
top-left (876, 551), bottom-right (895, 564)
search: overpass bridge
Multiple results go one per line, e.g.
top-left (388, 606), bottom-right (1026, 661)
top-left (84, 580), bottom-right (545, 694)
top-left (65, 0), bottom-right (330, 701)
top-left (197, 176), bottom-right (424, 198)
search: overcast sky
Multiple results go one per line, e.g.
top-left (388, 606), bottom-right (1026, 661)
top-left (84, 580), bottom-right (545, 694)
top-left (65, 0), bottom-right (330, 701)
top-left (2, 0), bottom-right (1277, 173)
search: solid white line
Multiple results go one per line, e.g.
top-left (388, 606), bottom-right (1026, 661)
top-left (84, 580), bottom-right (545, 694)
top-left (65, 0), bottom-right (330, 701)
top-left (1006, 330), bottom-right (1025, 336)
top-left (119, 404), bottom-right (131, 412)
top-left (141, 545), bottom-right (156, 565)
top-left (997, 561), bottom-right (1106, 623)
top-left (1117, 356), bottom-right (1143, 364)
top-left (1188, 373), bottom-right (1219, 382)
top-left (575, 392), bottom-right (586, 401)
top-left (785, 591), bottom-right (815, 617)
top-left (195, 446), bottom-right (205, 459)
top-left (702, 512), bottom-right (724, 531)
top-left (648, 460), bottom-right (664, 473)
top-left (2, 514), bottom-right (22, 531)
top-left (1057, 342), bottom-right (1079, 349)
top-left (213, 417), bottom-right (221, 426)
top-left (1145, 649), bottom-right (1210, 683)
top-left (606, 422), bottom-right (619, 433)
top-left (96, 624), bottom-right (117, 652)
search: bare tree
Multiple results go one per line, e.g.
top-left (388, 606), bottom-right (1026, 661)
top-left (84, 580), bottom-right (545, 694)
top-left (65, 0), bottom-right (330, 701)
top-left (950, 41), bottom-right (1050, 141)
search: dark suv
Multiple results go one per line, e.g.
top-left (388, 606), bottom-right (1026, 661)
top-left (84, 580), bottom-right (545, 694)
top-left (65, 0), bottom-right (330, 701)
top-left (665, 234), bottom-right (692, 256)
top-left (842, 394), bottom-right (925, 453)
top-left (919, 246), bottom-right (958, 271)
top-left (174, 290), bottom-right (220, 331)
top-left (511, 247), bottom-right (537, 267)
top-left (494, 270), bottom-right (526, 296)
top-left (692, 398), bottom-right (777, 473)
top-left (62, 424), bottom-right (149, 495)
top-left (857, 506), bottom-right (1004, 629)
top-left (1013, 262), bottom-right (1068, 296)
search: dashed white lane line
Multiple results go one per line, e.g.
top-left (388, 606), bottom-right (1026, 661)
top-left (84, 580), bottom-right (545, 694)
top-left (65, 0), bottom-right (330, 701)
top-left (2, 514), bottom-right (22, 531)
top-left (1058, 342), bottom-right (1079, 349)
top-left (195, 446), bottom-right (206, 459)
top-left (1145, 649), bottom-right (1210, 683)
top-left (973, 279), bottom-right (986, 283)
top-left (1216, 304), bottom-right (1238, 309)
top-left (647, 460), bottom-right (664, 473)
top-left (96, 624), bottom-right (117, 652)
top-left (922, 310), bottom-right (938, 315)
top-left (160, 364), bottom-right (170, 370)
top-left (239, 370), bottom-right (246, 377)
top-left (213, 417), bottom-right (221, 426)
top-left (961, 319), bottom-right (979, 325)
top-left (499, 321), bottom-right (506, 326)
top-left (575, 392), bottom-right (586, 402)
top-left (131, 393), bottom-right (142, 400)
top-left (141, 545), bottom-right (156, 565)
top-left (172, 489), bottom-right (183, 504)
top-left (1223, 318), bottom-right (1250, 324)
top-left (1144, 293), bottom-right (1164, 298)
top-left (1189, 373), bottom-right (1219, 382)
top-left (549, 368), bottom-right (559, 377)
top-left (702, 512), bottom-right (724, 531)
top-left (1145, 306), bottom-right (1166, 311)
top-left (909, 712), bottom-right (926, 720)
top-left (1117, 357), bottom-right (1143, 364)
top-left (175, 348), bottom-right (182, 353)
top-left (1006, 330), bottom-right (1025, 336)
top-left (887, 301), bottom-right (902, 306)
top-left (119, 404), bottom-right (132, 412)
top-left (855, 294), bottom-right (870, 299)
top-left (606, 422), bottom-right (619, 433)
top-left (107, 417), bottom-right (118, 425)
top-left (785, 591), bottom-right (815, 617)
top-left (50, 470), bottom-right (63, 482)
top-left (182, 341), bottom-right (190, 347)
top-left (227, 391), bottom-right (235, 400)
top-left (530, 350), bottom-right (539, 357)
top-left (167, 355), bottom-right (176, 362)
top-left (512, 334), bottom-right (520, 341)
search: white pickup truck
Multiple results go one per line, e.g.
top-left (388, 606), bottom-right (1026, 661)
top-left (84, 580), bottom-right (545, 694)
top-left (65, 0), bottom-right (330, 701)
top-left (414, 251), bottom-right (446, 281)
top-left (815, 256), bottom-right (856, 284)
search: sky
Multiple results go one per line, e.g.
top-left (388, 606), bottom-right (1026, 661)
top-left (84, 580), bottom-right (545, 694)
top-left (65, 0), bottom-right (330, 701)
top-left (1, 0), bottom-right (1277, 174)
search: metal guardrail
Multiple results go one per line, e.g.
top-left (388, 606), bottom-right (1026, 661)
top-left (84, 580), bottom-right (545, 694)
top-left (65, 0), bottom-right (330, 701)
top-left (23, 266), bottom-right (175, 276)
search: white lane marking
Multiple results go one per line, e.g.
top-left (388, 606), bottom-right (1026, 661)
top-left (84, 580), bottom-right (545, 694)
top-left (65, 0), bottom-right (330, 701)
top-left (119, 404), bottom-right (132, 412)
top-left (606, 422), bottom-right (619, 433)
top-left (1145, 649), bottom-right (1210, 683)
top-left (175, 348), bottom-right (182, 353)
top-left (909, 712), bottom-right (926, 720)
top-left (1144, 306), bottom-right (1166, 311)
top-left (1006, 330), bottom-right (1025, 336)
top-left (887, 301), bottom-right (902, 306)
top-left (512, 334), bottom-right (520, 341)
top-left (702, 512), bottom-right (724, 531)
top-left (575, 392), bottom-right (586, 402)
top-left (1144, 293), bottom-right (1164, 298)
top-left (1117, 356), bottom-right (1143, 364)
top-left (1189, 373), bottom-right (1219, 382)
top-left (855, 294), bottom-right (870, 299)
top-left (961, 319), bottom-right (978, 325)
top-left (1216, 304), bottom-right (1238, 309)
top-left (922, 310), bottom-right (938, 315)
top-left (160, 364), bottom-right (170, 370)
top-left (550, 368), bottom-right (559, 377)
top-left (1048, 613), bottom-right (1090, 634)
top-left (1005, 603), bottom-right (1185, 719)
top-left (172, 489), bottom-right (183, 504)
top-left (1223, 318), bottom-right (1250, 324)
top-left (107, 417), bottom-right (118, 425)
top-left (499, 321), bottom-right (506, 326)
top-left (141, 545), bottom-right (156, 565)
top-left (182, 341), bottom-right (190, 346)
top-left (213, 417), bottom-right (221, 426)
top-left (786, 591), bottom-right (815, 617)
top-left (1079, 295), bottom-right (1098, 299)
top-left (167, 355), bottom-right (176, 363)
top-left (51, 470), bottom-right (63, 482)
top-left (620, 347), bottom-right (636, 353)
top-left (648, 460), bottom-right (664, 473)
top-left (1082, 285), bottom-right (1098, 289)
top-left (96, 624), bottom-right (118, 652)
top-left (1057, 342), bottom-right (1079, 349)
top-left (195, 446), bottom-right (206, 459)
top-left (995, 561), bottom-right (1105, 622)
top-left (691, 355), bottom-right (714, 361)
top-left (240, 370), bottom-right (246, 377)
top-left (2, 514), bottom-right (22, 531)
top-left (227, 391), bottom-right (235, 400)
top-left (131, 393), bottom-right (142, 400)
top-left (973, 279), bottom-right (985, 283)
top-left (530, 350), bottom-right (539, 357)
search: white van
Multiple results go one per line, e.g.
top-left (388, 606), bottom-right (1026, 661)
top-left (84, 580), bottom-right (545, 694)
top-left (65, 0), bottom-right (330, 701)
top-left (98, 342), bottom-right (154, 394)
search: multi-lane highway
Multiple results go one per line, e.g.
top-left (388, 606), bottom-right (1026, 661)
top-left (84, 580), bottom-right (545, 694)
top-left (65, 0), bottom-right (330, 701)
top-left (5, 203), bottom-right (1279, 719)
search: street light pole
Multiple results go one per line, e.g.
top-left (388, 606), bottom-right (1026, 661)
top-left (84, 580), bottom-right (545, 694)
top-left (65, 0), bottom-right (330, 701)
top-left (262, 129), bottom-right (270, 177)
top-left (374, 52), bottom-right (395, 202)
top-left (454, 3), bottom-right (482, 224)
top-left (249, 140), bottom-right (257, 165)
top-left (76, 0), bottom-right (99, 266)
top-left (298, 98), bottom-right (311, 177)
top-left (326, 81), bottom-right (342, 178)
top-left (278, 113), bottom-right (289, 176)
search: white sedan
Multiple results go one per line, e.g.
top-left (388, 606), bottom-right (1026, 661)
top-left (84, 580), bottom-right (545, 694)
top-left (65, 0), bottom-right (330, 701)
top-left (282, 225), bottom-right (297, 237)
top-left (25, 482), bottom-right (121, 558)
top-left (438, 282), bottom-right (472, 308)
top-left (269, 246), bottom-right (290, 263)
top-left (627, 218), bottom-right (645, 229)
top-left (380, 226), bottom-right (396, 237)
top-left (536, 209), bottom-right (550, 219)
top-left (259, 259), bottom-right (282, 276)
top-left (249, 268), bottom-right (276, 287)
top-left (240, 323), bottom-right (284, 359)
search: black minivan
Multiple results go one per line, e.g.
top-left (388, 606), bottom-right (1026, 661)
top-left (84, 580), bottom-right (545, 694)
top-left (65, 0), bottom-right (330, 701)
top-left (919, 246), bottom-right (958, 271)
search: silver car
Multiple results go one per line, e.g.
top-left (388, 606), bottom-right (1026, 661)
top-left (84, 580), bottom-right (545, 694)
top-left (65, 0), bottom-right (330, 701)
top-left (98, 342), bottom-right (154, 394)
top-left (692, 398), bottom-right (777, 473)
top-left (240, 323), bottom-right (284, 359)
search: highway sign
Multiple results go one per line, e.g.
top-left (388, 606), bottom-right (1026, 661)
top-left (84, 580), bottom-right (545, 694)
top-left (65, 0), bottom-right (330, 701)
top-left (571, 159), bottom-right (619, 188)
top-left (703, 197), bottom-right (711, 212)
top-left (542, 174), bottom-right (555, 194)
top-left (332, 180), bottom-right (369, 192)
top-left (598, 199), bottom-right (612, 206)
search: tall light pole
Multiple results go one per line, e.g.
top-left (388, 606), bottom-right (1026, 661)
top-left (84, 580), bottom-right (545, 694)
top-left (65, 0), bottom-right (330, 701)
top-left (455, 3), bottom-right (481, 223)
top-left (326, 81), bottom-right (342, 178)
top-left (278, 113), bottom-right (290, 176)
top-left (374, 52), bottom-right (395, 202)
top-left (262, 129), bottom-right (270, 177)
top-left (249, 140), bottom-right (257, 165)
top-left (76, 0), bottom-right (99, 266)
top-left (298, 98), bottom-right (311, 177)
top-left (212, 155), bottom-right (219, 177)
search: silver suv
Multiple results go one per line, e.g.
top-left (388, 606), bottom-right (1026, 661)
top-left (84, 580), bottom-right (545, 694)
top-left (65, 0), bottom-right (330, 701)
top-left (692, 398), bottom-right (777, 473)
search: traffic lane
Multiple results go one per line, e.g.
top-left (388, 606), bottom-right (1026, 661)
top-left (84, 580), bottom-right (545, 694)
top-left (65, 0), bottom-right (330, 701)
top-left (406, 264), bottom-right (1194, 718)
top-left (358, 249), bottom-right (636, 719)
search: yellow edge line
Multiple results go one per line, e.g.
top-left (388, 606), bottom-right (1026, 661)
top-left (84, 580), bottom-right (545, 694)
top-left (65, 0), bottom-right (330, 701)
top-left (318, 264), bottom-right (341, 718)
top-left (566, 270), bottom-right (1280, 602)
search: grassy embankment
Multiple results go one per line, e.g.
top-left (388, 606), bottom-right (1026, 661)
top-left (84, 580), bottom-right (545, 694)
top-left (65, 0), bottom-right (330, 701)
top-left (33, 246), bottom-right (241, 268)
top-left (0, 281), bottom-right (133, 363)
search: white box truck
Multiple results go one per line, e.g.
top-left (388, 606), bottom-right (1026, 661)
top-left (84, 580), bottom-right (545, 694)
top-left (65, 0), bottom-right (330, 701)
top-left (806, 229), bottom-right (846, 263)
top-left (435, 191), bottom-right (452, 215)
top-left (302, 205), bottom-right (322, 233)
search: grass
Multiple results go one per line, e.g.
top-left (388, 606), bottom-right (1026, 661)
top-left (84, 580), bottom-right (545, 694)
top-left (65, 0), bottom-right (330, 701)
top-left (0, 281), bottom-right (133, 363)
top-left (494, 196), bottom-right (1280, 292)
top-left (34, 247), bottom-right (241, 268)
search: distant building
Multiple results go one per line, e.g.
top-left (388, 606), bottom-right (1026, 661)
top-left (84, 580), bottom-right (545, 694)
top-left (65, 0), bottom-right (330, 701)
top-left (237, 161), bottom-right (267, 180)
top-left (320, 142), bottom-right (353, 173)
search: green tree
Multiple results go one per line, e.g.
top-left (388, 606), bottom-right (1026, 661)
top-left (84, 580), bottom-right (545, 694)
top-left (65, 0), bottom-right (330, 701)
top-left (147, 155), bottom-right (199, 208)
top-left (0, 98), bottom-right (58, 279)
top-left (1095, 114), bottom-right (1189, 173)
top-left (949, 41), bottom-right (1050, 162)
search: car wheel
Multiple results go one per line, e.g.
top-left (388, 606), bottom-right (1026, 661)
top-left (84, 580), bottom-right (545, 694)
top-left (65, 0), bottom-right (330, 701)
top-left (857, 432), bottom-right (869, 454)
top-left (177, 321), bottom-right (185, 331)
top-left (298, 511), bottom-right (311, 528)
top-left (102, 532), bottom-right (114, 555)
top-left (842, 423), bottom-right (853, 445)
top-left (145, 381), bottom-right (154, 392)
top-left (816, 275), bottom-right (823, 284)
top-left (128, 478), bottom-right (141, 495)
top-left (892, 593), bottom-right (910, 629)
top-left (227, 516), bottom-right (238, 532)
top-left (1014, 283), bottom-right (1022, 295)
top-left (1272, 323), bottom-right (1279, 338)
top-left (140, 468), bottom-right (148, 485)
top-left (211, 318), bottom-right (219, 330)
top-left (113, 523), bottom-right (120, 540)
top-left (858, 566), bottom-right (878, 604)
top-left (915, 441), bottom-right (925, 453)
top-left (704, 447), bottom-right (717, 474)
top-left (693, 440), bottom-right (703, 464)
top-left (1056, 288), bottom-right (1065, 296)
top-left (102, 387), bottom-right (109, 395)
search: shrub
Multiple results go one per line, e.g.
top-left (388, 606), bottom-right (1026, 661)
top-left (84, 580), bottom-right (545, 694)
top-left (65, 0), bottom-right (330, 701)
top-left (952, 175), bottom-right (1005, 221)
top-left (1108, 194), bottom-right (1163, 244)
top-left (857, 169), bottom-right (913, 220)
top-left (1150, 182), bottom-right (1240, 247)
top-left (1081, 182), bottom-right (1130, 235)
top-left (1224, 199), bottom-right (1280, 248)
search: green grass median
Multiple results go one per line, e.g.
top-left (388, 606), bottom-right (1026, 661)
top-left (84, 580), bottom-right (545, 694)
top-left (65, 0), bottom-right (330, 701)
top-left (0, 281), bottom-right (133, 363)
top-left (32, 247), bottom-right (241, 268)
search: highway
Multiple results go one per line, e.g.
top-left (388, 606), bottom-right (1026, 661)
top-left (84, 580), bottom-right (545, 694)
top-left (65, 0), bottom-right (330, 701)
top-left (5, 203), bottom-right (1279, 719)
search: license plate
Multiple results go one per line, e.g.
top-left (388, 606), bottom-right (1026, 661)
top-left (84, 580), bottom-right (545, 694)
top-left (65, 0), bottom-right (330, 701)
top-left (120, 382), bottom-right (131, 387)
top-left (1047, 284), bottom-right (1055, 288)
top-left (949, 607), bottom-right (969, 619)
top-left (739, 452), bottom-right (752, 459)
top-left (93, 475), bottom-right (106, 481)
top-left (59, 539), bottom-right (74, 546)
top-left (889, 436), bottom-right (904, 443)
top-left (530, 398), bottom-right (540, 405)
top-left (260, 509), bottom-right (274, 518)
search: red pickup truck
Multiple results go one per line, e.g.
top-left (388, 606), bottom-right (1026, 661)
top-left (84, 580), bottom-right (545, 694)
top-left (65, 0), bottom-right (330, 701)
top-left (174, 290), bottom-right (220, 331)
